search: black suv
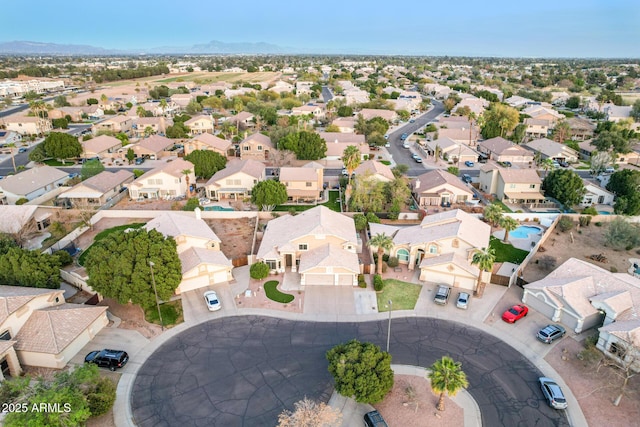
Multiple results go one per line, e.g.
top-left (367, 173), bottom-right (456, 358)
top-left (434, 285), bottom-right (451, 305)
top-left (85, 349), bottom-right (129, 371)
top-left (363, 410), bottom-right (388, 427)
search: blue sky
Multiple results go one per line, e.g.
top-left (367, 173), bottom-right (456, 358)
top-left (2, 0), bottom-right (639, 57)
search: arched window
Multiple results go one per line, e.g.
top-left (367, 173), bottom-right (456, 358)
top-left (429, 245), bottom-right (438, 254)
top-left (397, 248), bottom-right (409, 262)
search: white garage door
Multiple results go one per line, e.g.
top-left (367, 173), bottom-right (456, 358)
top-left (305, 274), bottom-right (334, 286)
top-left (337, 274), bottom-right (354, 286)
top-left (211, 270), bottom-right (228, 284)
top-left (178, 276), bottom-right (210, 294)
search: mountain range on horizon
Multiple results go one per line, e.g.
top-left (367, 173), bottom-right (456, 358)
top-left (0, 40), bottom-right (298, 55)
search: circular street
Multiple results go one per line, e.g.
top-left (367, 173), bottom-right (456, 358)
top-left (131, 316), bottom-right (569, 427)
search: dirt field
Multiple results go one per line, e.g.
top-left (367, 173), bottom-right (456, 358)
top-left (523, 221), bottom-right (635, 283)
top-left (204, 217), bottom-right (257, 260)
top-left (375, 375), bottom-right (463, 427)
top-left (545, 336), bottom-right (640, 427)
top-left (74, 217), bottom-right (152, 250)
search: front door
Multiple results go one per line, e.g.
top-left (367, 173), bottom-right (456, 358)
top-left (285, 254), bottom-right (292, 267)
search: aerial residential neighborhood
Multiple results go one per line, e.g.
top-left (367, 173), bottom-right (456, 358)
top-left (0, 3), bottom-right (640, 427)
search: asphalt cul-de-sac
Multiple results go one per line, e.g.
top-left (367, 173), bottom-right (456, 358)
top-left (131, 315), bottom-right (569, 427)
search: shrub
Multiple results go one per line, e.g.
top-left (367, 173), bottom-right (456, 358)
top-left (250, 262), bottom-right (270, 279)
top-left (366, 212), bottom-right (380, 224)
top-left (538, 255), bottom-right (557, 271)
top-left (387, 256), bottom-right (399, 268)
top-left (610, 266), bottom-right (618, 273)
top-left (382, 254), bottom-right (390, 262)
top-left (582, 206), bottom-right (598, 215)
top-left (53, 250), bottom-right (73, 266)
top-left (595, 222), bottom-right (603, 227)
top-left (373, 274), bottom-right (384, 292)
top-left (557, 216), bottom-right (574, 232)
top-left (15, 198), bottom-right (28, 205)
top-left (604, 217), bottom-right (640, 251)
top-left (358, 274), bottom-right (367, 288)
top-left (86, 376), bottom-right (116, 416)
top-left (579, 215), bottom-right (592, 227)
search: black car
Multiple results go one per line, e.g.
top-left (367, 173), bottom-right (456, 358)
top-left (461, 174), bottom-right (472, 183)
top-left (85, 349), bottom-right (129, 371)
top-left (364, 410), bottom-right (388, 427)
top-left (135, 157), bottom-right (145, 165)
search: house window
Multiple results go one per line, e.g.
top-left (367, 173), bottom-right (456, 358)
top-left (298, 243), bottom-right (308, 251)
top-left (429, 245), bottom-right (438, 254)
top-left (0, 330), bottom-right (11, 340)
top-left (306, 182), bottom-right (312, 187)
top-left (257, 145), bottom-right (263, 151)
top-left (243, 146), bottom-right (249, 151)
top-left (529, 184), bottom-right (536, 189)
top-left (609, 342), bottom-right (621, 355)
top-left (266, 260), bottom-right (277, 270)
top-left (452, 239), bottom-right (459, 248)
top-left (397, 249), bottom-right (409, 262)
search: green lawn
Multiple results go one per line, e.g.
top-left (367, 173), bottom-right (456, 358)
top-left (491, 199), bottom-right (513, 213)
top-left (78, 223), bottom-right (145, 266)
top-left (264, 280), bottom-right (294, 303)
top-left (274, 190), bottom-right (342, 212)
top-left (145, 300), bottom-right (184, 327)
top-left (376, 279), bottom-right (422, 312)
top-left (489, 236), bottom-right (529, 263)
top-left (44, 158), bottom-right (75, 166)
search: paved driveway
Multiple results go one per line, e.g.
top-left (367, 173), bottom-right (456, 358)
top-left (131, 316), bottom-right (568, 427)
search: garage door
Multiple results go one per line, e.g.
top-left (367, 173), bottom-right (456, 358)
top-left (337, 274), bottom-right (354, 286)
top-left (304, 274), bottom-right (334, 286)
top-left (211, 270), bottom-right (228, 284)
top-left (525, 294), bottom-right (556, 320)
top-left (178, 276), bottom-right (210, 294)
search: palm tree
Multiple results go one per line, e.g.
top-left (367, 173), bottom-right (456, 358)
top-left (342, 145), bottom-right (361, 188)
top-left (6, 143), bottom-right (17, 173)
top-left (368, 233), bottom-right (394, 275)
top-left (471, 247), bottom-right (496, 297)
top-left (499, 215), bottom-right (519, 243)
top-left (428, 356), bottom-right (469, 412)
top-left (182, 169), bottom-right (193, 198)
top-left (159, 98), bottom-right (168, 116)
top-left (540, 158), bottom-right (554, 178)
top-left (136, 106), bottom-right (146, 118)
top-left (100, 93), bottom-right (108, 106)
top-left (482, 204), bottom-right (503, 227)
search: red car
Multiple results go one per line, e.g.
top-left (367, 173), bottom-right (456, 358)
top-left (502, 304), bottom-right (528, 323)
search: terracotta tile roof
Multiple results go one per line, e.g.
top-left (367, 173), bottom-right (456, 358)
top-left (412, 169), bottom-right (473, 195)
top-left (189, 133), bottom-right (231, 151)
top-left (13, 304), bottom-right (107, 354)
top-left (205, 159), bottom-right (265, 185)
top-left (137, 135), bottom-right (174, 153)
top-left (354, 160), bottom-right (394, 181)
top-left (0, 286), bottom-right (63, 325)
top-left (279, 166), bottom-right (320, 182)
top-left (419, 252), bottom-right (479, 276)
top-left (0, 340), bottom-right (16, 354)
top-left (298, 243), bottom-right (359, 273)
top-left (145, 212), bottom-right (220, 242)
top-left (179, 247), bottom-right (231, 274)
top-left (81, 134), bottom-right (121, 154)
top-left (0, 165), bottom-right (68, 195)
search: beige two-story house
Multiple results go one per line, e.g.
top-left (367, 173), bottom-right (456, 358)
top-left (185, 133), bottom-right (231, 157)
top-left (477, 137), bottom-right (535, 164)
top-left (279, 162), bottom-right (324, 202)
top-left (185, 115), bottom-right (214, 135)
top-left (128, 158), bottom-right (195, 200)
top-left (239, 132), bottom-right (273, 161)
top-left (204, 159), bottom-right (265, 201)
top-left (479, 162), bottom-right (545, 204)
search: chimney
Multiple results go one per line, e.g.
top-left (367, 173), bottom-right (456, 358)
top-left (194, 207), bottom-right (201, 220)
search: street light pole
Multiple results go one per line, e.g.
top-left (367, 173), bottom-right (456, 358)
top-left (386, 300), bottom-right (393, 353)
top-left (149, 261), bottom-right (164, 331)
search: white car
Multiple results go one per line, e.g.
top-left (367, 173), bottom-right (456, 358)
top-left (198, 197), bottom-right (211, 205)
top-left (203, 291), bottom-right (222, 311)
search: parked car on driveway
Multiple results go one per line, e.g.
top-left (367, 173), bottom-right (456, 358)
top-left (85, 349), bottom-right (129, 371)
top-left (456, 292), bottom-right (470, 309)
top-left (364, 410), bottom-right (388, 427)
top-left (18, 147), bottom-right (27, 153)
top-left (434, 285), bottom-right (451, 305)
top-left (400, 133), bottom-right (408, 140)
top-left (539, 377), bottom-right (568, 409)
top-left (135, 157), bottom-right (145, 165)
top-left (501, 304), bottom-right (528, 323)
top-left (414, 157), bottom-right (423, 163)
top-left (203, 290), bottom-right (221, 311)
top-left (464, 160), bottom-right (474, 167)
top-left (461, 174), bottom-right (472, 183)
top-left (536, 324), bottom-right (566, 344)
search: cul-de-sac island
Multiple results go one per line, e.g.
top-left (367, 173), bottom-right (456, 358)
top-left (1, 38), bottom-right (640, 427)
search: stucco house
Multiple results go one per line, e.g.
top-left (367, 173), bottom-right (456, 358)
top-left (524, 138), bottom-right (579, 163)
top-left (81, 134), bottom-right (122, 159)
top-left (331, 117), bottom-right (356, 133)
top-left (57, 170), bottom-right (134, 207)
top-left (478, 162), bottom-right (545, 205)
top-left (370, 209), bottom-right (490, 291)
top-left (424, 137), bottom-right (479, 164)
top-left (358, 108), bottom-right (398, 122)
top-left (580, 179), bottom-right (615, 207)
top-left (239, 132), bottom-right (272, 161)
top-left (92, 115), bottom-right (133, 135)
top-left (292, 105), bottom-right (325, 120)
top-left (132, 117), bottom-right (171, 138)
top-left (279, 162), bottom-right (324, 202)
top-left (477, 137), bottom-right (535, 164)
top-left (132, 134), bottom-right (175, 160)
top-left (204, 159), bottom-right (265, 201)
top-left (228, 112), bottom-right (255, 128)
top-left (0, 165), bottom-right (69, 204)
top-left (319, 132), bottom-right (369, 161)
top-left (566, 117), bottom-right (596, 141)
top-left (256, 206), bottom-right (359, 286)
top-left (185, 133), bottom-right (231, 156)
top-left (411, 170), bottom-right (474, 207)
top-left (524, 118), bottom-right (551, 140)
top-left (0, 285), bottom-right (108, 374)
top-left (0, 205), bottom-right (55, 247)
top-left (144, 211), bottom-right (233, 293)
top-left (128, 158), bottom-right (195, 200)
top-left (185, 115), bottom-right (214, 135)
top-left (2, 115), bottom-right (52, 135)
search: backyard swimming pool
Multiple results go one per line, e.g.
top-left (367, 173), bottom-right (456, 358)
top-left (203, 206), bottom-right (234, 211)
top-left (510, 225), bottom-right (543, 239)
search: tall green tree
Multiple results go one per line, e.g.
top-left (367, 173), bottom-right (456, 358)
top-left (251, 180), bottom-right (288, 211)
top-left (499, 215), bottom-right (519, 243)
top-left (81, 159), bottom-right (105, 180)
top-left (542, 169), bottom-right (586, 207)
top-left (481, 103), bottom-right (520, 139)
top-left (349, 174), bottom-right (386, 213)
top-left (428, 356), bottom-right (469, 412)
top-left (184, 150), bottom-right (227, 179)
top-left (606, 169), bottom-right (640, 215)
top-left (0, 247), bottom-right (61, 288)
top-left (342, 145), bottom-right (361, 187)
top-left (604, 217), bottom-right (640, 250)
top-left (592, 130), bottom-right (631, 154)
top-left (43, 132), bottom-right (83, 164)
top-left (368, 233), bottom-right (395, 275)
top-left (471, 247), bottom-right (495, 297)
top-left (126, 148), bottom-right (135, 164)
top-left (482, 204), bottom-right (503, 227)
top-left (326, 340), bottom-right (394, 404)
top-left (85, 229), bottom-right (182, 310)
top-left (280, 131), bottom-right (327, 160)
top-left (631, 99), bottom-right (640, 122)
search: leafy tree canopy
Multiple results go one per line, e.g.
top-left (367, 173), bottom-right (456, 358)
top-left (85, 229), bottom-right (182, 310)
top-left (81, 159), bottom-right (105, 180)
top-left (542, 169), bottom-right (586, 207)
top-left (592, 130), bottom-right (631, 154)
top-left (481, 103), bottom-right (520, 139)
top-left (326, 339), bottom-right (394, 404)
top-left (279, 131), bottom-right (327, 160)
top-left (184, 150), bottom-right (227, 179)
top-left (251, 180), bottom-right (288, 211)
top-left (606, 169), bottom-right (640, 215)
top-left (0, 247), bottom-right (61, 288)
top-left (43, 132), bottom-right (83, 164)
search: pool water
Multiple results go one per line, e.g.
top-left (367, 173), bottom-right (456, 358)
top-left (203, 206), bottom-right (234, 211)
top-left (597, 211), bottom-right (611, 215)
top-left (510, 225), bottom-right (542, 239)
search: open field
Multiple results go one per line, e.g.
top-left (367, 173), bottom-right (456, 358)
top-left (102, 71), bottom-right (279, 87)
